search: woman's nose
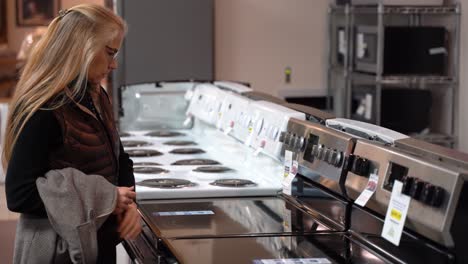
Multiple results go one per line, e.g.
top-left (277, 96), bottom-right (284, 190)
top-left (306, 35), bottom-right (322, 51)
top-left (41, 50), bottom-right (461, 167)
top-left (109, 58), bottom-right (118, 70)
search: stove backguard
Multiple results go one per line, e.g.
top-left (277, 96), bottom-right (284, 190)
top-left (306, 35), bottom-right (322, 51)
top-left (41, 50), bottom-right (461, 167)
top-left (280, 118), bottom-right (356, 197)
top-left (283, 103), bottom-right (336, 125)
top-left (345, 139), bottom-right (468, 263)
top-left (119, 81), bottom-right (197, 131)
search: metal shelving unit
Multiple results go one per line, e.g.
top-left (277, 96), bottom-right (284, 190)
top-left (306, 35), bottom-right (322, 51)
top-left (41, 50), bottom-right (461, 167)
top-left (327, 3), bottom-right (460, 148)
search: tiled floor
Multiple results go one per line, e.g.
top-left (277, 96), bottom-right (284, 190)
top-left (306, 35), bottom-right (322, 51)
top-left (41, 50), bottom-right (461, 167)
top-left (0, 184), bottom-right (18, 263)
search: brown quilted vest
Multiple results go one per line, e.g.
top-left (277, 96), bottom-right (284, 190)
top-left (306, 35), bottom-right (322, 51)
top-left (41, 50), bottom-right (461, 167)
top-left (49, 89), bottom-right (120, 184)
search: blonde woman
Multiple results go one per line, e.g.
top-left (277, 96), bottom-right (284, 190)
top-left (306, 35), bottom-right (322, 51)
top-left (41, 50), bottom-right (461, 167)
top-left (4, 4), bottom-right (140, 263)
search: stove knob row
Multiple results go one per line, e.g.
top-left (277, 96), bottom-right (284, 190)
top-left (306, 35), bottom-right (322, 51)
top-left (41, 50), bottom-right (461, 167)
top-left (310, 144), bottom-right (343, 167)
top-left (401, 176), bottom-right (445, 207)
top-left (279, 132), bottom-right (305, 152)
top-left (350, 155), bottom-right (370, 176)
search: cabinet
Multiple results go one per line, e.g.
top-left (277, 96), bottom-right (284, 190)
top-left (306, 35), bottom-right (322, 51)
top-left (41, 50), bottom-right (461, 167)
top-left (327, 4), bottom-right (460, 147)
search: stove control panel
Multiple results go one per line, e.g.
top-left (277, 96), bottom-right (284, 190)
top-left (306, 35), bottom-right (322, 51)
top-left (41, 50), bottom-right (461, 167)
top-left (247, 101), bottom-right (305, 160)
top-left (280, 118), bottom-right (355, 196)
top-left (186, 83), bottom-right (227, 126)
top-left (346, 139), bottom-right (468, 248)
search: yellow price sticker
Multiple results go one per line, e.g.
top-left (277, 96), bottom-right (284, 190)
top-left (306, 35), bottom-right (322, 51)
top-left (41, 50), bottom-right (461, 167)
top-left (390, 209), bottom-right (402, 221)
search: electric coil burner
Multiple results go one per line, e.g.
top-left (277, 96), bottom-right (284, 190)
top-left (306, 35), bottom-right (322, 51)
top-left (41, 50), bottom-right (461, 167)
top-left (193, 166), bottom-right (233, 173)
top-left (133, 162), bottom-right (162, 166)
top-left (126, 149), bottom-right (163, 157)
top-left (137, 178), bottom-right (195, 189)
top-left (145, 131), bottom-right (186, 137)
top-left (133, 167), bottom-right (169, 174)
top-left (169, 148), bottom-right (206, 155)
top-left (171, 159), bottom-right (220, 166)
top-left (119, 132), bottom-right (132, 137)
top-left (210, 179), bottom-right (256, 187)
top-left (163, 140), bottom-right (197, 146)
top-left (121, 140), bottom-right (152, 148)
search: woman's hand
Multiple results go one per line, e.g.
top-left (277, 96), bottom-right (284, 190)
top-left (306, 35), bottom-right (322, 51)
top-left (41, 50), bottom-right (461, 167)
top-left (113, 186), bottom-right (136, 215)
top-left (117, 203), bottom-right (142, 240)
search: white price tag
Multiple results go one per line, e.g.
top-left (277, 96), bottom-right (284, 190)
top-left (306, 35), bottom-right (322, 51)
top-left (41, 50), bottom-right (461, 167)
top-left (224, 126), bottom-right (233, 135)
top-left (245, 126), bottom-right (253, 146)
top-left (381, 180), bottom-right (411, 246)
top-left (216, 112), bottom-right (223, 129)
top-left (253, 139), bottom-right (266, 157)
top-left (283, 150), bottom-right (293, 178)
top-left (183, 116), bottom-right (191, 127)
top-left (355, 173), bottom-right (379, 207)
top-left (282, 151), bottom-right (297, 196)
top-left (253, 147), bottom-right (263, 156)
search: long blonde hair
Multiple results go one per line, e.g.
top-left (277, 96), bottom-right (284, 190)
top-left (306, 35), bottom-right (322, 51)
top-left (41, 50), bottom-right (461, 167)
top-left (2, 4), bottom-right (126, 166)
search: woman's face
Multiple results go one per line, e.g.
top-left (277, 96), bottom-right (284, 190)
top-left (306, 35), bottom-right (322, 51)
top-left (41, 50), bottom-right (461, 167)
top-left (87, 32), bottom-right (124, 86)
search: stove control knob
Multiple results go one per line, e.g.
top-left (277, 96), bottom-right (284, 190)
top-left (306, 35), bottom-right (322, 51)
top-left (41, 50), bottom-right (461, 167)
top-left (284, 132), bottom-right (292, 146)
top-left (322, 148), bottom-right (330, 162)
top-left (334, 151), bottom-right (343, 167)
top-left (289, 135), bottom-right (296, 148)
top-left (295, 137), bottom-right (305, 152)
top-left (351, 156), bottom-right (370, 176)
top-left (421, 184), bottom-right (445, 207)
top-left (401, 176), bottom-right (414, 196)
top-left (420, 183), bottom-right (435, 204)
top-left (409, 178), bottom-right (424, 200)
top-left (311, 144), bottom-right (319, 157)
top-left (272, 127), bottom-right (280, 141)
top-left (316, 145), bottom-right (325, 160)
top-left (279, 132), bottom-right (286, 143)
top-left (328, 150), bottom-right (337, 165)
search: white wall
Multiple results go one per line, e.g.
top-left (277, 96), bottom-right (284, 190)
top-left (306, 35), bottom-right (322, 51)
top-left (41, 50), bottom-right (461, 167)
top-left (215, 0), bottom-right (329, 97)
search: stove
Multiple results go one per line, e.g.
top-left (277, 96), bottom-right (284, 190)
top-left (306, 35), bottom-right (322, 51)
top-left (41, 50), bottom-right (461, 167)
top-left (213, 81), bottom-right (253, 94)
top-left (343, 139), bottom-right (468, 263)
top-left (119, 81), bottom-right (468, 264)
top-left (119, 81), bottom-right (198, 131)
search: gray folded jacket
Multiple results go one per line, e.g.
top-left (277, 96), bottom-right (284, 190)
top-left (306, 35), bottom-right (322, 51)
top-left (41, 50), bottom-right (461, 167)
top-left (13, 167), bottom-right (117, 264)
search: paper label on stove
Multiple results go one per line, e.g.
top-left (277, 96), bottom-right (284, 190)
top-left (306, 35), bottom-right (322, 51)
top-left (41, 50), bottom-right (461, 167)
top-left (153, 210), bottom-right (214, 216)
top-left (253, 258), bottom-right (332, 264)
top-left (381, 180), bottom-right (411, 246)
top-left (183, 117), bottom-right (191, 127)
top-left (253, 146), bottom-right (264, 156)
top-left (284, 150), bottom-right (293, 178)
top-left (355, 172), bottom-right (379, 207)
top-left (283, 151), bottom-right (297, 196)
top-left (245, 125), bottom-right (254, 146)
top-left (224, 126), bottom-right (233, 135)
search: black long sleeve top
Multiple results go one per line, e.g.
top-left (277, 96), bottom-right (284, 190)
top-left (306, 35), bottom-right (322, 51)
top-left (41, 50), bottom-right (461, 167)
top-left (5, 99), bottom-right (134, 217)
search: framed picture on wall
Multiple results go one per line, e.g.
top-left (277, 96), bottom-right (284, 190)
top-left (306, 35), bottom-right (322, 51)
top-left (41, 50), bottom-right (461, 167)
top-left (0, 0), bottom-right (7, 44)
top-left (16, 0), bottom-right (60, 27)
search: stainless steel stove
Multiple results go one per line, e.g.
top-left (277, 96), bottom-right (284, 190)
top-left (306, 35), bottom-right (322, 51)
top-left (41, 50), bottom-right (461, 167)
top-left (117, 81), bottom-right (468, 264)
